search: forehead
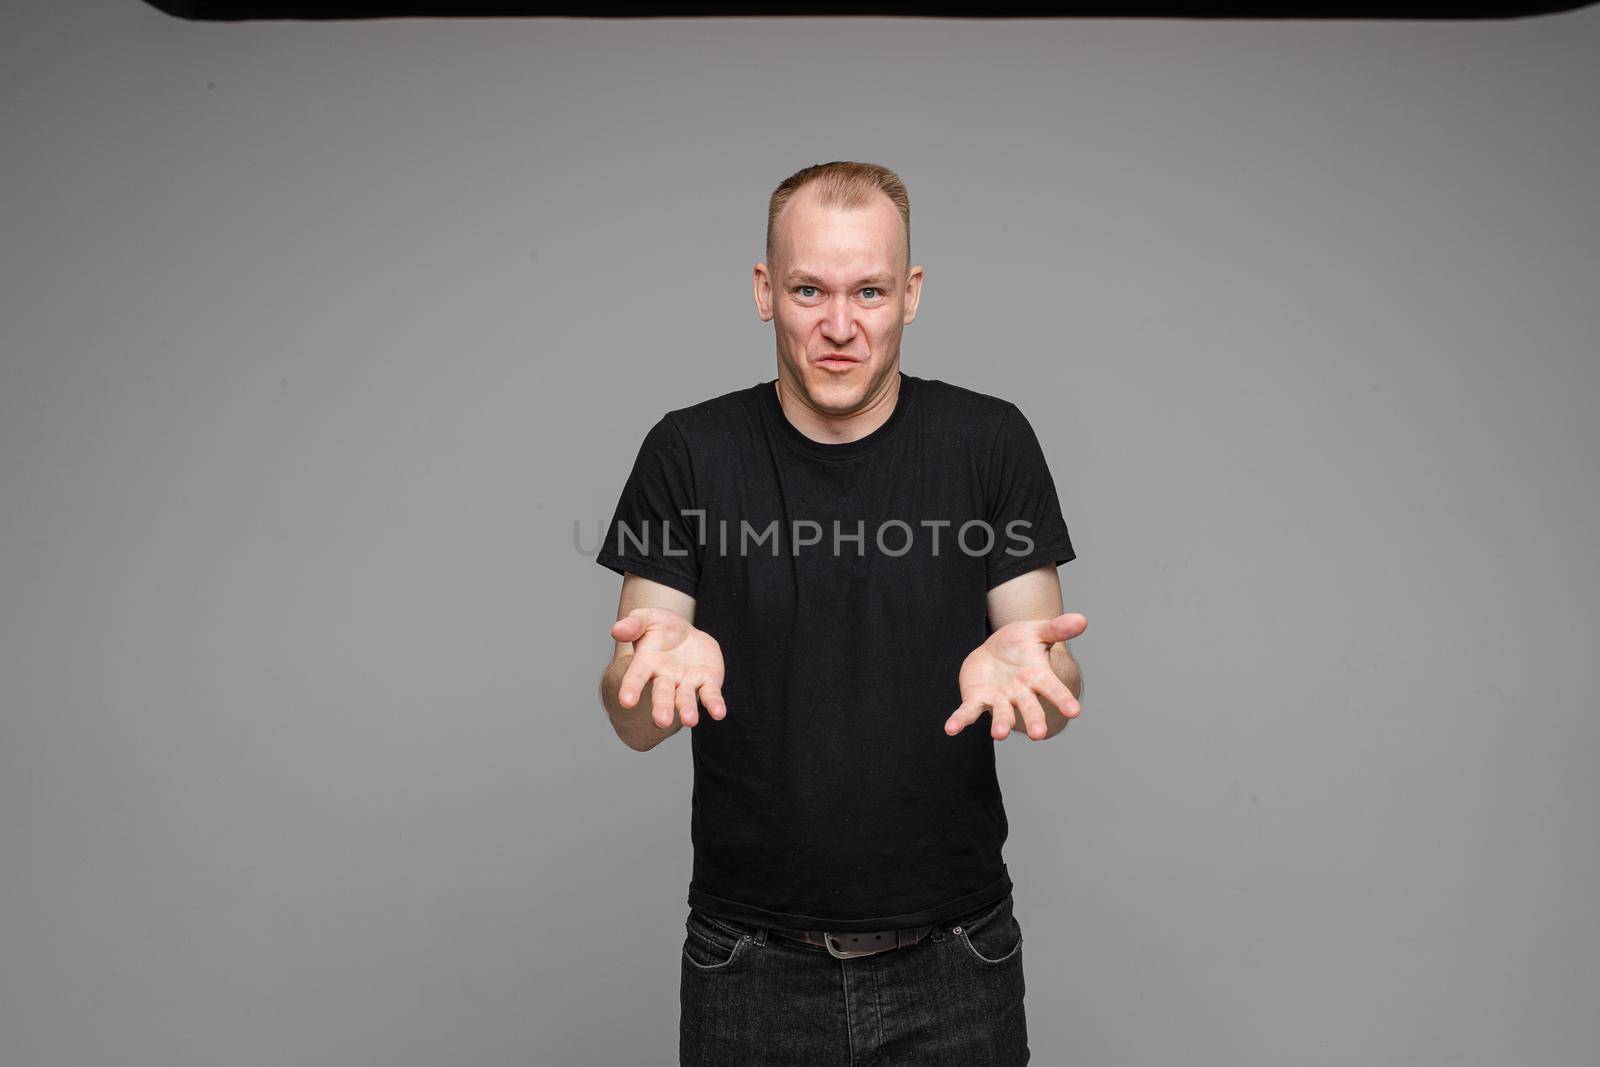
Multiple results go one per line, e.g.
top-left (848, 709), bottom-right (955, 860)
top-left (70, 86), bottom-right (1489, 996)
top-left (776, 189), bottom-right (905, 281)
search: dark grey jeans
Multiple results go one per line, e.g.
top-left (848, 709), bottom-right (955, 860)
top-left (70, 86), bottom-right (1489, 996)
top-left (680, 892), bottom-right (1029, 1066)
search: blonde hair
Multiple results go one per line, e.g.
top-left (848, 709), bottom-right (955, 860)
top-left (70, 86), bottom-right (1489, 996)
top-left (765, 161), bottom-right (911, 271)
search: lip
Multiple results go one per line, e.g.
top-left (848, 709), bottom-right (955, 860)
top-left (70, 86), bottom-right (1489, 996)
top-left (815, 354), bottom-right (860, 369)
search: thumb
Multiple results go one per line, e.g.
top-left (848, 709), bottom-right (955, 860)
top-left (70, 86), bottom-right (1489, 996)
top-left (611, 615), bottom-right (646, 641)
top-left (1041, 612), bottom-right (1087, 643)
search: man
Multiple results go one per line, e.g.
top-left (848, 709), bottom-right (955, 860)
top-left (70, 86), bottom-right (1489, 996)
top-left (595, 161), bottom-right (1086, 1066)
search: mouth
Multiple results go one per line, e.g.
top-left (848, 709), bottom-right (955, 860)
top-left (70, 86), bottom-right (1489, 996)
top-left (815, 353), bottom-right (860, 371)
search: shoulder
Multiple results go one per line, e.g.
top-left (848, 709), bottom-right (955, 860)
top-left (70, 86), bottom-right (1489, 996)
top-left (648, 380), bottom-right (769, 452)
top-left (667, 380), bottom-right (764, 423)
top-left (912, 374), bottom-right (1016, 417)
top-left (908, 374), bottom-right (1020, 448)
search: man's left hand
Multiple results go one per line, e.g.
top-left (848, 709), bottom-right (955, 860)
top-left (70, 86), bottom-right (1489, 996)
top-left (944, 612), bottom-right (1087, 740)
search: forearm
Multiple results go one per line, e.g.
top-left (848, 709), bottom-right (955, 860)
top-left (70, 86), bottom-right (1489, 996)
top-left (599, 653), bottom-right (682, 752)
top-left (1040, 640), bottom-right (1083, 740)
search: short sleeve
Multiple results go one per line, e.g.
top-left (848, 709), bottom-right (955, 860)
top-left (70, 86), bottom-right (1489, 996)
top-left (983, 402), bottom-right (1076, 591)
top-left (594, 414), bottom-right (702, 598)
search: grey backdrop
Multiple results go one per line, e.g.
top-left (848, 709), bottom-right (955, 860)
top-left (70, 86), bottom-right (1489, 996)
top-left (3, 1), bottom-right (1597, 1064)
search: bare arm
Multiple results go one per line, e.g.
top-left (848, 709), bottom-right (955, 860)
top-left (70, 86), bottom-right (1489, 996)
top-left (979, 564), bottom-right (1086, 741)
top-left (598, 572), bottom-right (724, 752)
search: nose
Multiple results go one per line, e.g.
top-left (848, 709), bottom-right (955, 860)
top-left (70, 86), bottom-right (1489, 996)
top-left (820, 293), bottom-right (857, 344)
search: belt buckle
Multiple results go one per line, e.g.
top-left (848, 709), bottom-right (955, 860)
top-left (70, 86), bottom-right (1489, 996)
top-left (823, 931), bottom-right (891, 960)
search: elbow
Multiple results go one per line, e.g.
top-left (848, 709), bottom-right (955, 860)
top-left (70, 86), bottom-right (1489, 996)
top-left (609, 711), bottom-right (665, 753)
top-left (618, 727), bottom-right (658, 753)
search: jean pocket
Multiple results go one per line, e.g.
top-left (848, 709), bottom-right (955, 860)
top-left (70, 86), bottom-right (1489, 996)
top-left (952, 895), bottom-right (1023, 966)
top-left (682, 909), bottom-right (755, 972)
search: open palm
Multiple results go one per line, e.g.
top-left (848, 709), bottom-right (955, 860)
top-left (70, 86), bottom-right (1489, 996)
top-left (945, 613), bottom-right (1085, 740)
top-left (611, 607), bottom-right (727, 729)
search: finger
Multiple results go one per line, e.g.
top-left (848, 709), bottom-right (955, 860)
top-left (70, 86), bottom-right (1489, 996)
top-left (696, 678), bottom-right (727, 721)
top-left (1014, 691), bottom-right (1048, 740)
top-left (990, 701), bottom-right (1017, 740)
top-left (676, 676), bottom-right (700, 728)
top-left (1040, 675), bottom-right (1081, 718)
top-left (944, 698), bottom-right (987, 736)
top-left (651, 671), bottom-right (680, 728)
top-left (617, 656), bottom-right (655, 709)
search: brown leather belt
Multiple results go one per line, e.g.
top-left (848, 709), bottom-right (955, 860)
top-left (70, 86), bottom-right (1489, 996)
top-left (769, 924), bottom-right (935, 960)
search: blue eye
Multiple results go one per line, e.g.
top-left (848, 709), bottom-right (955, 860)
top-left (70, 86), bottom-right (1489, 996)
top-left (798, 286), bottom-right (818, 298)
top-left (861, 288), bottom-right (882, 300)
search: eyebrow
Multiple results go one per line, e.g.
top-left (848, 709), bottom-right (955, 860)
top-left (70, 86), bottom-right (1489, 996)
top-left (784, 271), bottom-right (896, 287)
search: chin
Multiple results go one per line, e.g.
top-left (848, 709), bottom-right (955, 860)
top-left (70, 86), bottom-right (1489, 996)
top-left (808, 370), bottom-right (867, 393)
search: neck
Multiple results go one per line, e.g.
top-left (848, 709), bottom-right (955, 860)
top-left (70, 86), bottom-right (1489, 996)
top-left (774, 368), bottom-right (901, 446)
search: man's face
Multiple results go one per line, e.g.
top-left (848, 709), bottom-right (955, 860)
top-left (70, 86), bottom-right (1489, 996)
top-left (754, 187), bottom-right (923, 416)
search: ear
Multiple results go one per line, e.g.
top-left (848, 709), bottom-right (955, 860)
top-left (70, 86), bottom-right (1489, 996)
top-left (902, 265), bottom-right (925, 326)
top-left (753, 262), bottom-right (774, 323)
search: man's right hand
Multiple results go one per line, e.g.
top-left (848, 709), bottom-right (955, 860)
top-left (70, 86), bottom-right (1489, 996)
top-left (611, 607), bottom-right (727, 729)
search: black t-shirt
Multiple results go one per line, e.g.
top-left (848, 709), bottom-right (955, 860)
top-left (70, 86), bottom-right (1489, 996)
top-left (595, 370), bottom-right (1076, 932)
